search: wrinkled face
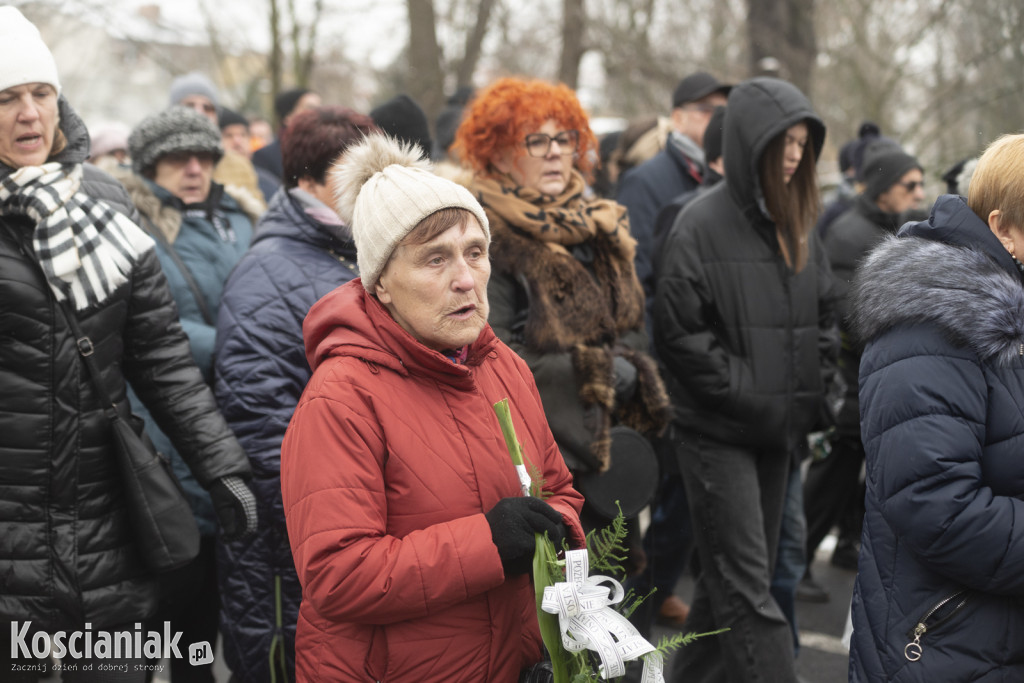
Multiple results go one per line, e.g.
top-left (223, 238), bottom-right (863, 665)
top-left (493, 118), bottom-right (575, 196)
top-left (0, 83), bottom-right (59, 169)
top-left (876, 168), bottom-right (925, 215)
top-left (374, 215), bottom-right (491, 352)
top-left (221, 123), bottom-right (251, 158)
top-left (782, 122), bottom-right (809, 184)
top-left (152, 151), bottom-right (216, 204)
top-left (179, 94), bottom-right (218, 125)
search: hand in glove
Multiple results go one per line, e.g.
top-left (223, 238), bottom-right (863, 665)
top-left (485, 497), bottom-right (566, 576)
top-left (612, 355), bottom-right (638, 404)
top-left (210, 476), bottom-right (258, 541)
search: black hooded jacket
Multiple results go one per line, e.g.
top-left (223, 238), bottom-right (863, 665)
top-left (652, 78), bottom-right (839, 451)
top-left (0, 98), bottom-right (250, 631)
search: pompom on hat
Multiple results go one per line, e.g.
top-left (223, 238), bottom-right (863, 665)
top-left (332, 134), bottom-right (490, 291)
top-left (0, 7), bottom-right (61, 96)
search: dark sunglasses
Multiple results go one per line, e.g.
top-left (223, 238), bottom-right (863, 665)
top-left (899, 180), bottom-right (924, 192)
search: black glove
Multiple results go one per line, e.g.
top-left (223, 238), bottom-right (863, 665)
top-left (210, 476), bottom-right (258, 541)
top-left (485, 497), bottom-right (566, 575)
top-left (612, 355), bottom-right (638, 403)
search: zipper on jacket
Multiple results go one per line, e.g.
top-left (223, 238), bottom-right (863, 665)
top-left (904, 590), bottom-right (971, 662)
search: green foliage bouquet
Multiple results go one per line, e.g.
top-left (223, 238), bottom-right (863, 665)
top-left (493, 399), bottom-right (725, 683)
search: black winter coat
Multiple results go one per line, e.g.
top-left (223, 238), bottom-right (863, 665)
top-left (823, 193), bottom-right (900, 436)
top-left (0, 99), bottom-right (250, 632)
top-left (849, 195), bottom-right (1024, 683)
top-left (652, 78), bottom-right (839, 451)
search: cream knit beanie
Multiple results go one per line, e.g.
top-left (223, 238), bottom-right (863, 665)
top-left (332, 134), bottom-right (489, 291)
top-left (0, 7), bottom-right (62, 96)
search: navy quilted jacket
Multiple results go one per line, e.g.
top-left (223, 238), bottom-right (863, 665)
top-left (849, 195), bottom-right (1024, 682)
top-left (213, 187), bottom-right (358, 683)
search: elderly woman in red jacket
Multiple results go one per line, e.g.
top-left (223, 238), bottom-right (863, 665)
top-left (280, 133), bottom-right (585, 683)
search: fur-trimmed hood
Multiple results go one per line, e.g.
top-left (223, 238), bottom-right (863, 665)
top-left (114, 167), bottom-right (262, 244)
top-left (852, 195), bottom-right (1024, 366)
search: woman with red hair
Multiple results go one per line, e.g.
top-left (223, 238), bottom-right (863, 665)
top-left (455, 77), bottom-right (670, 543)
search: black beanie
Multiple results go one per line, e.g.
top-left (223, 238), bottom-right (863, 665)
top-left (860, 139), bottom-right (922, 200)
top-left (275, 88), bottom-right (311, 123)
top-left (218, 106), bottom-right (249, 131)
top-left (371, 94), bottom-right (432, 160)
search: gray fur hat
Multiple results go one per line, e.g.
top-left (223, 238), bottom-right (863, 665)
top-left (129, 106), bottom-right (224, 175)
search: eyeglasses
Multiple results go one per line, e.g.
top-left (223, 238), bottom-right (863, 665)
top-left (524, 130), bottom-right (579, 157)
top-left (900, 180), bottom-right (924, 192)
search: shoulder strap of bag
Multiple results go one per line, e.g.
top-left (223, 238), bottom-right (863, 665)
top-left (140, 214), bottom-right (216, 327)
top-left (53, 293), bottom-right (123, 418)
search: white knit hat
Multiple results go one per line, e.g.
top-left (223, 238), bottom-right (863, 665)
top-left (0, 7), bottom-right (61, 95)
top-left (332, 134), bottom-right (490, 291)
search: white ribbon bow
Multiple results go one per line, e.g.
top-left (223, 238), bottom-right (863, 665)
top-left (541, 549), bottom-right (665, 682)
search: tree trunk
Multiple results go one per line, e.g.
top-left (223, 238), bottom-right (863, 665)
top-left (559, 0), bottom-right (586, 88)
top-left (456, 0), bottom-right (496, 88)
top-left (406, 0), bottom-right (445, 123)
top-left (268, 0), bottom-right (283, 127)
top-left (746, 0), bottom-right (816, 97)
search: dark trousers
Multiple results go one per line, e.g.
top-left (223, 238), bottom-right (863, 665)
top-left (670, 435), bottom-right (797, 683)
top-left (803, 434), bottom-right (864, 566)
top-left (625, 470), bottom-right (693, 638)
top-left (2, 623), bottom-right (147, 683)
top-left (770, 462), bottom-right (807, 655)
top-left (146, 536), bottom-right (219, 683)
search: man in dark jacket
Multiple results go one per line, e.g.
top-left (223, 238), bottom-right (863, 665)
top-left (800, 142), bottom-right (924, 602)
top-left (251, 87), bottom-right (322, 191)
top-left (616, 71), bottom-right (730, 303)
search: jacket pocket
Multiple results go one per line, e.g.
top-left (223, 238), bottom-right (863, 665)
top-left (904, 589), bottom-right (972, 663)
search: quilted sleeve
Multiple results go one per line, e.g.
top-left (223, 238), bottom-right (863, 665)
top-left (860, 331), bottom-right (1024, 593)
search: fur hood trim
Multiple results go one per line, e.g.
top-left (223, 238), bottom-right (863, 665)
top-left (852, 235), bottom-right (1024, 366)
top-left (115, 169), bottom-right (261, 244)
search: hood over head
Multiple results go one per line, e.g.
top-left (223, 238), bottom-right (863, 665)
top-left (852, 194), bottom-right (1024, 366)
top-left (722, 77), bottom-right (825, 218)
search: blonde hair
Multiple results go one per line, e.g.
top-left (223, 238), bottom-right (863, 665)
top-left (968, 134), bottom-right (1024, 231)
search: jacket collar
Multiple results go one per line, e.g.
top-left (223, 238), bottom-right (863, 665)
top-left (853, 195), bottom-right (1024, 366)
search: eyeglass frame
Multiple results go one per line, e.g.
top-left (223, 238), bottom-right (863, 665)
top-left (899, 180), bottom-right (924, 192)
top-left (523, 130), bottom-right (580, 158)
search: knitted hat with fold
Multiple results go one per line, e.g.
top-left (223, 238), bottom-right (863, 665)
top-left (168, 72), bottom-right (219, 108)
top-left (859, 139), bottom-right (923, 200)
top-left (0, 7), bottom-right (61, 95)
top-left (128, 106), bottom-right (224, 175)
top-left (331, 134), bottom-right (489, 290)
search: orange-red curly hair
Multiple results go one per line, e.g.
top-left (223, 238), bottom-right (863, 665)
top-left (453, 76), bottom-right (598, 177)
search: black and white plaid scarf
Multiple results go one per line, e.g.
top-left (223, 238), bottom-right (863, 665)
top-left (0, 162), bottom-right (153, 310)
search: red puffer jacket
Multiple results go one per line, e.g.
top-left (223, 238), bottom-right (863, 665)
top-left (281, 280), bottom-right (585, 682)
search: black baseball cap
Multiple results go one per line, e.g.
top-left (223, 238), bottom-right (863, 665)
top-left (672, 72), bottom-right (732, 108)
